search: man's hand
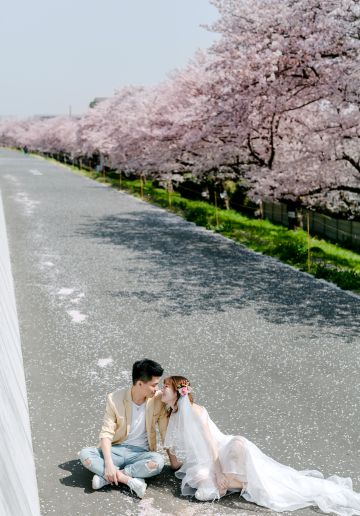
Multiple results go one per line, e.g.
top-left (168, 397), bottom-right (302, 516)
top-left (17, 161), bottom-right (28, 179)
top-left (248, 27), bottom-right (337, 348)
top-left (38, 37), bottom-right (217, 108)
top-left (104, 462), bottom-right (118, 485)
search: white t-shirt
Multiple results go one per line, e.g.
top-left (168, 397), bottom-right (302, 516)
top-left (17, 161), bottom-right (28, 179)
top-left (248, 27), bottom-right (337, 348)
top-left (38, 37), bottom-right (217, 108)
top-left (122, 402), bottom-right (149, 450)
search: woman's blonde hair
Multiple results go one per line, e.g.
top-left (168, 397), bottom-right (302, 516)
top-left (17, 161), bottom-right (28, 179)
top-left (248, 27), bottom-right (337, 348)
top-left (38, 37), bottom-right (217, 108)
top-left (164, 375), bottom-right (194, 415)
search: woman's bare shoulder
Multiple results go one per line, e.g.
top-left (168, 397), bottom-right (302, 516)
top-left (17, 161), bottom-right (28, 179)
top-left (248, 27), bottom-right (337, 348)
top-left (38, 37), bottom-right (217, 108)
top-left (192, 403), bottom-right (207, 416)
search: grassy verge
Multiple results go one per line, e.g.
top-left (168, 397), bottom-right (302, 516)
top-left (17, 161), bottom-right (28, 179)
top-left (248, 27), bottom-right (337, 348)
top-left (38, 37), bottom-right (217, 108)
top-left (33, 154), bottom-right (360, 295)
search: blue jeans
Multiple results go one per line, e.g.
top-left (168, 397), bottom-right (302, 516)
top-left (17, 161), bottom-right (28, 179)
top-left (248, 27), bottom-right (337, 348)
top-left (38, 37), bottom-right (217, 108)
top-left (79, 444), bottom-right (165, 480)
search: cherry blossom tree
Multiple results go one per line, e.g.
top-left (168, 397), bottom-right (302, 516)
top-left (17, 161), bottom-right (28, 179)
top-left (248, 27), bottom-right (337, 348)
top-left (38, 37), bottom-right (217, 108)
top-left (0, 116), bottom-right (80, 157)
top-left (1, 0), bottom-right (360, 216)
top-left (185, 0), bottom-right (360, 213)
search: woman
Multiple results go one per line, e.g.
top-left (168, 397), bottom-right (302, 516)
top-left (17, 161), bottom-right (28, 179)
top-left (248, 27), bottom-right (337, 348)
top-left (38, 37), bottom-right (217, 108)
top-left (161, 375), bottom-right (360, 515)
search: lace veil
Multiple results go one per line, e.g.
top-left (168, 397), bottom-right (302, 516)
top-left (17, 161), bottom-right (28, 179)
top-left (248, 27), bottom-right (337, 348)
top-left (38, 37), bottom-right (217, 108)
top-left (163, 395), bottom-right (213, 467)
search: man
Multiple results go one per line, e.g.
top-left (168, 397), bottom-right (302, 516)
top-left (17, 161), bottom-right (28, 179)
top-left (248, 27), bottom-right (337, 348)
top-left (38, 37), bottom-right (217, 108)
top-left (79, 359), bottom-right (168, 498)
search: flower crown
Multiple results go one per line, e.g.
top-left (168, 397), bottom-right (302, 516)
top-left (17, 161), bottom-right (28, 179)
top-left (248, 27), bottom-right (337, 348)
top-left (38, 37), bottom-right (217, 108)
top-left (176, 380), bottom-right (192, 397)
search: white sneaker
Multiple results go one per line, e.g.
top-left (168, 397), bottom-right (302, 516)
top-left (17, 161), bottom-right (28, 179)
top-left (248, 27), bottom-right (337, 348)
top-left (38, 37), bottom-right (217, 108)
top-left (127, 477), bottom-right (147, 498)
top-left (92, 474), bottom-right (110, 490)
top-left (195, 487), bottom-right (219, 501)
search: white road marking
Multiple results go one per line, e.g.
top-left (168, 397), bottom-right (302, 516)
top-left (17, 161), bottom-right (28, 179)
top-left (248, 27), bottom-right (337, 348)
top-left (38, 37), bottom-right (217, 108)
top-left (58, 288), bottom-right (74, 296)
top-left (3, 174), bottom-right (19, 184)
top-left (13, 191), bottom-right (40, 215)
top-left (97, 358), bottom-right (113, 368)
top-left (69, 292), bottom-right (85, 304)
top-left (66, 309), bottom-right (88, 323)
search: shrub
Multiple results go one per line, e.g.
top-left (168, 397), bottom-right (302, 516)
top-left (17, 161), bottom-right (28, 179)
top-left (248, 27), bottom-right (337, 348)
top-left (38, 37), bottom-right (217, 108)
top-left (270, 234), bottom-right (308, 264)
top-left (183, 205), bottom-right (210, 226)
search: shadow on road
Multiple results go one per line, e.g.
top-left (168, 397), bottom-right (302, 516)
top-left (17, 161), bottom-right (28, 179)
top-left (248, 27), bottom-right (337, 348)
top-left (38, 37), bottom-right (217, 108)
top-left (59, 460), bottom-right (94, 493)
top-left (76, 208), bottom-right (360, 338)
top-left (58, 459), bottom-right (165, 499)
top-left (58, 461), bottom-right (272, 512)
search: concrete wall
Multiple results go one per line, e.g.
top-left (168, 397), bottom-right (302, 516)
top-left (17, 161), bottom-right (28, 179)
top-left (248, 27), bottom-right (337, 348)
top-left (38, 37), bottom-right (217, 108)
top-left (0, 192), bottom-right (40, 516)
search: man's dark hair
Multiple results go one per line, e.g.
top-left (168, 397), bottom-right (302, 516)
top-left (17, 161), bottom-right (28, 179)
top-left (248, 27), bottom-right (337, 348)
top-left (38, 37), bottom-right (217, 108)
top-left (132, 359), bottom-right (164, 385)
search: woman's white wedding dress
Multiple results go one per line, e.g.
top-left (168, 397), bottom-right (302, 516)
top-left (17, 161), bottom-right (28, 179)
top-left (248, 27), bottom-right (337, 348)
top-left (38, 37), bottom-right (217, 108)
top-left (164, 396), bottom-right (360, 515)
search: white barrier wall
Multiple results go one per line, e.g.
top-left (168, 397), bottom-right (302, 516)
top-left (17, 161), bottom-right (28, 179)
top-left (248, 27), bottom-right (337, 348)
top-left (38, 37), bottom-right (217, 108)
top-left (0, 191), bottom-right (41, 515)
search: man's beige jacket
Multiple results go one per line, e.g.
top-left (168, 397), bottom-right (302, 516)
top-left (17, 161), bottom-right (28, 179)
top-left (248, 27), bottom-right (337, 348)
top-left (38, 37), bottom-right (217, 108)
top-left (98, 388), bottom-right (168, 451)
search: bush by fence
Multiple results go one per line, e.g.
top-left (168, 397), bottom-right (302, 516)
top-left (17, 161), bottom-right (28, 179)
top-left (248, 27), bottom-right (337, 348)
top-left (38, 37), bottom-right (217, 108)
top-left (262, 202), bottom-right (360, 251)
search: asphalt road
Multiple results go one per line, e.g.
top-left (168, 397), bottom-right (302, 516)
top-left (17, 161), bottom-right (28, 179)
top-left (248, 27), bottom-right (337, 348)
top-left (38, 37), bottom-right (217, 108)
top-left (0, 148), bottom-right (359, 516)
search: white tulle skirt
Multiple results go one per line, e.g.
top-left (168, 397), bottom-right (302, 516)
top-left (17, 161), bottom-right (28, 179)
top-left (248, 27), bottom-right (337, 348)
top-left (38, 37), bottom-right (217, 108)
top-left (176, 434), bottom-right (360, 515)
top-left (165, 399), bottom-right (360, 515)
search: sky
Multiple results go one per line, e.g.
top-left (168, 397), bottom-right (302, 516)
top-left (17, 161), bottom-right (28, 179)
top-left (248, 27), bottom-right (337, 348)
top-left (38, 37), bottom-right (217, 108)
top-left (1, 0), bottom-right (219, 118)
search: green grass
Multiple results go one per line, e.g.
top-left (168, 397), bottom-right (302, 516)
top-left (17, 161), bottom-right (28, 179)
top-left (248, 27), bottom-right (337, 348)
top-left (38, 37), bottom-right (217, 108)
top-left (32, 153), bottom-right (360, 295)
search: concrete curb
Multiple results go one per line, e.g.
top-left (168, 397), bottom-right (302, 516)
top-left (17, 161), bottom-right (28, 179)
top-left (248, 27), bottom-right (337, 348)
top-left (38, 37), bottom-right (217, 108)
top-left (0, 190), bottom-right (40, 516)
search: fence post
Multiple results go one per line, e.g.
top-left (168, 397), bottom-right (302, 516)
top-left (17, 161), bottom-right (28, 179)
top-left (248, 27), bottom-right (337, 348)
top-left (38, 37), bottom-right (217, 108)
top-left (167, 178), bottom-right (173, 207)
top-left (140, 174), bottom-right (144, 200)
top-left (214, 190), bottom-right (220, 228)
top-left (307, 211), bottom-right (311, 273)
top-left (350, 220), bottom-right (353, 246)
top-left (336, 217), bottom-right (339, 242)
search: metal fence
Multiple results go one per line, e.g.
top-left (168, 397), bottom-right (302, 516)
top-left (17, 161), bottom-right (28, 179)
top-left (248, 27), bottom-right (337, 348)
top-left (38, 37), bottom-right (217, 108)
top-left (263, 201), bottom-right (360, 250)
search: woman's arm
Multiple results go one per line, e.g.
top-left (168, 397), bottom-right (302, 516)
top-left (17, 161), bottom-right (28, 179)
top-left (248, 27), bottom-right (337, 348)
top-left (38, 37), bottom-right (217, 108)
top-left (192, 405), bottom-right (219, 462)
top-left (193, 405), bottom-right (229, 491)
top-left (166, 448), bottom-right (183, 470)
